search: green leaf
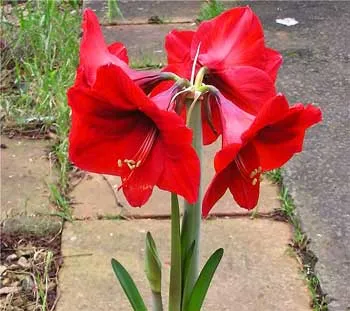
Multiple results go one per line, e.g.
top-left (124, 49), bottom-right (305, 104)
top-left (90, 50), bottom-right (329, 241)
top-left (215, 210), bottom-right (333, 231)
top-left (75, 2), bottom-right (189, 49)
top-left (169, 193), bottom-right (182, 311)
top-left (145, 232), bottom-right (162, 293)
top-left (111, 258), bottom-right (148, 311)
top-left (185, 248), bottom-right (224, 311)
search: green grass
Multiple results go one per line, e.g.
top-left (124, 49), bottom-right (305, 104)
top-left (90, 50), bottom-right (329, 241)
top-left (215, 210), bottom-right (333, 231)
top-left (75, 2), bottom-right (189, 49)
top-left (107, 0), bottom-right (124, 23)
top-left (49, 183), bottom-right (72, 221)
top-left (197, 0), bottom-right (225, 22)
top-left (266, 168), bottom-right (328, 311)
top-left (130, 56), bottom-right (163, 70)
top-left (1, 0), bottom-right (81, 215)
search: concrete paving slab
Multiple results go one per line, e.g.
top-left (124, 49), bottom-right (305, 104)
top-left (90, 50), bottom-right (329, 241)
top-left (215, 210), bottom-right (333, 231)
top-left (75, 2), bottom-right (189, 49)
top-left (103, 23), bottom-right (195, 65)
top-left (1, 215), bottom-right (62, 236)
top-left (70, 173), bottom-right (122, 219)
top-left (57, 219), bottom-right (311, 311)
top-left (84, 0), bottom-right (201, 24)
top-left (71, 141), bottom-right (280, 219)
top-left (1, 136), bottom-right (56, 220)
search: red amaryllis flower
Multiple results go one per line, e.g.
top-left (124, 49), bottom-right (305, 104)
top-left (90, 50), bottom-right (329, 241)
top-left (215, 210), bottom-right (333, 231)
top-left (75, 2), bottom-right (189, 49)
top-left (80, 9), bottom-right (161, 91)
top-left (165, 6), bottom-right (281, 116)
top-left (202, 94), bottom-right (322, 216)
top-left (68, 64), bottom-right (200, 207)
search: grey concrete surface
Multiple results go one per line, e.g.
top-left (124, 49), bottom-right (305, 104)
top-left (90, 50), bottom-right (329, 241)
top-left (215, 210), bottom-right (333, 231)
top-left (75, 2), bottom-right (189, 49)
top-left (84, 0), bottom-right (201, 24)
top-left (0, 136), bottom-right (56, 219)
top-left (103, 23), bottom-right (195, 65)
top-left (57, 219), bottom-right (311, 311)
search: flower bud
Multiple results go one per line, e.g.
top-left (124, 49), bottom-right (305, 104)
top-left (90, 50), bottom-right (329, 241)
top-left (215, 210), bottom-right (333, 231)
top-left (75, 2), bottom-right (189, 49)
top-left (144, 232), bottom-right (162, 293)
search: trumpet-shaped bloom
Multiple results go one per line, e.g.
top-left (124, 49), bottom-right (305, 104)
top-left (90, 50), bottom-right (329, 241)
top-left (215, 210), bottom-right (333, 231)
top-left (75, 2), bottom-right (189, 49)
top-left (165, 6), bottom-right (281, 116)
top-left (80, 9), bottom-right (160, 91)
top-left (202, 94), bottom-right (322, 215)
top-left (68, 64), bottom-right (200, 207)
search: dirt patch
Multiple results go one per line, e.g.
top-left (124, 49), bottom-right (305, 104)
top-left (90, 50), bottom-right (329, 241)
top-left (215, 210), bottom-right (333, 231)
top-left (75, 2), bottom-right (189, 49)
top-left (0, 230), bottom-right (62, 311)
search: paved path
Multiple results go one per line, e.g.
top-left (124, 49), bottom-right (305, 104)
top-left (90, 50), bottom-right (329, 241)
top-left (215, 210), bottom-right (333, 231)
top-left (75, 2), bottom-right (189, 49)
top-left (53, 1), bottom-right (333, 310)
top-left (58, 219), bottom-right (310, 311)
top-left (79, 1), bottom-right (350, 311)
top-left (80, 1), bottom-right (350, 310)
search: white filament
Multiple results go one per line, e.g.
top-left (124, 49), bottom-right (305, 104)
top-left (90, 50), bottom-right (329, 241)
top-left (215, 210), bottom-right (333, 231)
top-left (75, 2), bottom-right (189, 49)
top-left (190, 43), bottom-right (201, 86)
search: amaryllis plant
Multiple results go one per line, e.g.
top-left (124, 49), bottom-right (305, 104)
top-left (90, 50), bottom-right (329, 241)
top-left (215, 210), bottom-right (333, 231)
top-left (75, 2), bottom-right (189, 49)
top-left (67, 7), bottom-right (322, 311)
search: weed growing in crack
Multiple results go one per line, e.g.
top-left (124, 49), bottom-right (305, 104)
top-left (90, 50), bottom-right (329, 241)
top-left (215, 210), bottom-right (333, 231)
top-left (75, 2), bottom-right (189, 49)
top-left (49, 184), bottom-right (72, 221)
top-left (197, 0), bottom-right (225, 22)
top-left (266, 168), bottom-right (329, 311)
top-left (107, 0), bottom-right (124, 23)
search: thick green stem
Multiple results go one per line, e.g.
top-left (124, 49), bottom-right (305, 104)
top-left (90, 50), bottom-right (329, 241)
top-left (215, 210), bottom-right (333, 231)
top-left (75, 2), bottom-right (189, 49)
top-left (169, 194), bottom-right (182, 311)
top-left (151, 291), bottom-right (163, 311)
top-left (181, 100), bottom-right (203, 304)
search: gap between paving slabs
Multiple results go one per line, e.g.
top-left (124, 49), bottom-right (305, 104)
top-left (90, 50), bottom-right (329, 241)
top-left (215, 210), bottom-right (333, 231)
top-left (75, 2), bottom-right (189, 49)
top-left (70, 141), bottom-right (281, 220)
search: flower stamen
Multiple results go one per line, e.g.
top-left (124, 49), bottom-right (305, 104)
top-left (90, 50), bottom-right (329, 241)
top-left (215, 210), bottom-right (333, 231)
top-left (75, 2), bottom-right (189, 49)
top-left (117, 127), bottom-right (158, 189)
top-left (235, 154), bottom-right (262, 186)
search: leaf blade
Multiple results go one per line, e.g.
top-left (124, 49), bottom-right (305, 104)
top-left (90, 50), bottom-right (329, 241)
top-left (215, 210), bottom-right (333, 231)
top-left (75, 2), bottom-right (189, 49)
top-left (111, 258), bottom-right (148, 311)
top-left (185, 248), bottom-right (224, 311)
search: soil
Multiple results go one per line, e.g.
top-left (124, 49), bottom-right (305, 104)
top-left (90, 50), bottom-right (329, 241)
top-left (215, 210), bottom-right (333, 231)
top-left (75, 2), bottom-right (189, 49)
top-left (0, 230), bottom-right (62, 311)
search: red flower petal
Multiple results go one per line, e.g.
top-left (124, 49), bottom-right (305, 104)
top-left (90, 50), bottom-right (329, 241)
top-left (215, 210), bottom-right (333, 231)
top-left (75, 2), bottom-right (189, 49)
top-left (227, 143), bottom-right (261, 209)
top-left (158, 143), bottom-right (200, 204)
top-left (264, 48), bottom-right (283, 82)
top-left (68, 64), bottom-right (200, 206)
top-left (80, 9), bottom-right (160, 91)
top-left (80, 9), bottom-right (127, 86)
top-left (203, 142), bottom-right (261, 215)
top-left (108, 42), bottom-right (129, 64)
top-left (253, 101), bottom-right (322, 170)
top-left (122, 140), bottom-right (164, 207)
top-left (202, 95), bottom-right (223, 145)
top-left (68, 88), bottom-right (154, 175)
top-left (165, 30), bottom-right (194, 65)
top-left (90, 64), bottom-right (150, 111)
top-left (214, 143), bottom-right (242, 173)
top-left (242, 93), bottom-right (289, 142)
top-left (202, 165), bottom-right (232, 217)
top-left (192, 7), bottom-right (264, 70)
top-left (209, 66), bottom-right (276, 115)
top-left (216, 92), bottom-right (255, 146)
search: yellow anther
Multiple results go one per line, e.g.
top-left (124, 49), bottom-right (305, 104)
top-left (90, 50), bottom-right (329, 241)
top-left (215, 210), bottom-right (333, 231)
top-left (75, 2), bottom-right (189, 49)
top-left (252, 178), bottom-right (258, 186)
top-left (257, 166), bottom-right (262, 173)
top-left (117, 159), bottom-right (123, 168)
top-left (250, 169), bottom-right (258, 179)
top-left (136, 160), bottom-right (141, 168)
top-left (124, 160), bottom-right (135, 170)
